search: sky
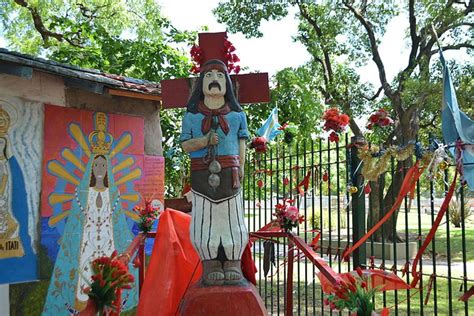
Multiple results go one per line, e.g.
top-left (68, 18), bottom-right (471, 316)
top-left (158, 1), bottom-right (470, 87)
top-left (158, 1), bottom-right (397, 86)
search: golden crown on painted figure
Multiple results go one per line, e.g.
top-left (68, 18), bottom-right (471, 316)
top-left (89, 112), bottom-right (114, 155)
top-left (0, 108), bottom-right (11, 136)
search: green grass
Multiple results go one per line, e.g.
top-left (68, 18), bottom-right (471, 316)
top-left (256, 277), bottom-right (474, 315)
top-left (408, 228), bottom-right (474, 262)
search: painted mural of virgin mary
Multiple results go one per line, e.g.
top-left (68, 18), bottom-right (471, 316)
top-left (0, 104), bottom-right (37, 284)
top-left (43, 112), bottom-right (142, 315)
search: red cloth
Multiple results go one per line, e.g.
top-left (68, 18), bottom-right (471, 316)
top-left (318, 269), bottom-right (410, 294)
top-left (198, 102), bottom-right (231, 135)
top-left (137, 209), bottom-right (257, 316)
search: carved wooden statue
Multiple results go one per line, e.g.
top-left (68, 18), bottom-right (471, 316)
top-left (181, 59), bottom-right (249, 285)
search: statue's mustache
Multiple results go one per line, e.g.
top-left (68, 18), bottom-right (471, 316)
top-left (208, 81), bottom-right (221, 91)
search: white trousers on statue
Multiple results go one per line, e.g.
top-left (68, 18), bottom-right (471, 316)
top-left (190, 190), bottom-right (248, 261)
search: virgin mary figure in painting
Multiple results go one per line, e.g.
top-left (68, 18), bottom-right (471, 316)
top-left (43, 112), bottom-right (139, 315)
top-left (0, 105), bottom-right (37, 283)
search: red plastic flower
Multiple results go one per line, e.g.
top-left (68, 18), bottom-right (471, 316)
top-left (322, 108), bottom-right (350, 143)
top-left (367, 109), bottom-right (394, 130)
top-left (328, 132), bottom-right (339, 143)
top-left (250, 136), bottom-right (268, 153)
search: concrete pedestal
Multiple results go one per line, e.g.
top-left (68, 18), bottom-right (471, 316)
top-left (178, 281), bottom-right (267, 316)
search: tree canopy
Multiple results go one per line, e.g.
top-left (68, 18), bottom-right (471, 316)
top-left (215, 0), bottom-right (473, 141)
top-left (0, 0), bottom-right (200, 196)
top-left (214, 0), bottom-right (473, 241)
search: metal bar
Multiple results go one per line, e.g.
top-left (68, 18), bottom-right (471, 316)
top-left (282, 144), bottom-right (287, 314)
top-left (391, 156), bottom-right (398, 315)
top-left (429, 173), bottom-right (438, 314)
top-left (311, 138), bottom-right (316, 316)
top-left (276, 145), bottom-right (281, 316)
top-left (318, 138), bottom-right (324, 316)
top-left (263, 149), bottom-right (268, 309)
top-left (293, 142), bottom-right (301, 316)
top-left (350, 136), bottom-right (366, 268)
top-left (403, 158), bottom-right (409, 314)
top-left (286, 240), bottom-right (294, 316)
top-left (269, 148), bottom-right (274, 315)
top-left (303, 140), bottom-right (309, 316)
top-left (416, 174), bottom-right (423, 314)
top-left (444, 168), bottom-right (453, 314)
top-left (345, 134), bottom-right (351, 273)
top-left (327, 137), bottom-right (332, 268)
top-left (460, 183), bottom-right (469, 315)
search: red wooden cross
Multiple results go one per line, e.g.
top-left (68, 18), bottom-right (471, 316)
top-left (160, 32), bottom-right (270, 109)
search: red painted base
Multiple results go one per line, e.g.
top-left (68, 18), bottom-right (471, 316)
top-left (178, 282), bottom-right (267, 316)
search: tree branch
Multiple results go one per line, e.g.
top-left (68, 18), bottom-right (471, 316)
top-left (363, 86), bottom-right (383, 101)
top-left (399, 0), bottom-right (420, 86)
top-left (431, 43), bottom-right (474, 55)
top-left (296, 1), bottom-right (333, 83)
top-left (300, 33), bottom-right (331, 90)
top-left (342, 1), bottom-right (393, 101)
top-left (14, 0), bottom-right (83, 47)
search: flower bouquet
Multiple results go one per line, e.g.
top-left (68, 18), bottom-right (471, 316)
top-left (366, 109), bottom-right (394, 143)
top-left (324, 267), bottom-right (381, 316)
top-left (132, 199), bottom-right (161, 233)
top-left (250, 136), bottom-right (268, 154)
top-left (83, 251), bottom-right (135, 316)
top-left (273, 198), bottom-right (305, 232)
top-left (322, 108), bottom-right (350, 143)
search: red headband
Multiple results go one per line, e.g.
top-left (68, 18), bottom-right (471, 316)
top-left (200, 62), bottom-right (228, 74)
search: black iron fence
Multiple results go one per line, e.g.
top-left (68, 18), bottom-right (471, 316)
top-left (243, 135), bottom-right (474, 315)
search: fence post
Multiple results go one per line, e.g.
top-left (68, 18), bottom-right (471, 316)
top-left (286, 237), bottom-right (294, 316)
top-left (350, 136), bottom-right (366, 268)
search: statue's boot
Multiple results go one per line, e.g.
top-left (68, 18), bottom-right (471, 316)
top-left (202, 260), bottom-right (225, 286)
top-left (223, 260), bottom-right (243, 284)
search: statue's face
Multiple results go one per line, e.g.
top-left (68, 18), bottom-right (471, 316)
top-left (92, 156), bottom-right (107, 180)
top-left (202, 69), bottom-right (226, 97)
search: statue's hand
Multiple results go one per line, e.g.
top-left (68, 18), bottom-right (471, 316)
top-left (208, 132), bottom-right (219, 146)
top-left (239, 166), bottom-right (244, 179)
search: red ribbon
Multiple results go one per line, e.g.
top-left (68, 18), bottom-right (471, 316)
top-left (411, 170), bottom-right (458, 288)
top-left (459, 285), bottom-right (474, 302)
top-left (342, 163), bottom-right (424, 260)
top-left (198, 102), bottom-right (231, 135)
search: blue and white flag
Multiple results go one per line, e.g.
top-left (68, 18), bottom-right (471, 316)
top-left (440, 50), bottom-right (474, 190)
top-left (257, 107), bottom-right (282, 142)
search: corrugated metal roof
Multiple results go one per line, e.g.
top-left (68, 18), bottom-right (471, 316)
top-left (0, 48), bottom-right (161, 96)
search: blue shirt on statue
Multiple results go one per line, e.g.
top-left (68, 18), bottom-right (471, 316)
top-left (180, 111), bottom-right (249, 158)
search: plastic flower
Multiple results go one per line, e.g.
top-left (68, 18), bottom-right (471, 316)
top-left (366, 109), bottom-right (394, 130)
top-left (322, 108), bottom-right (350, 142)
top-left (250, 136), bottom-right (268, 153)
top-left (273, 199), bottom-right (304, 232)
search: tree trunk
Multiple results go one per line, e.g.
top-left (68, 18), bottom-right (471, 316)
top-left (367, 178), bottom-right (384, 242)
top-left (367, 101), bottom-right (419, 242)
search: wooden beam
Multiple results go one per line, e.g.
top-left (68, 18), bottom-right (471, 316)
top-left (107, 88), bottom-right (162, 101)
